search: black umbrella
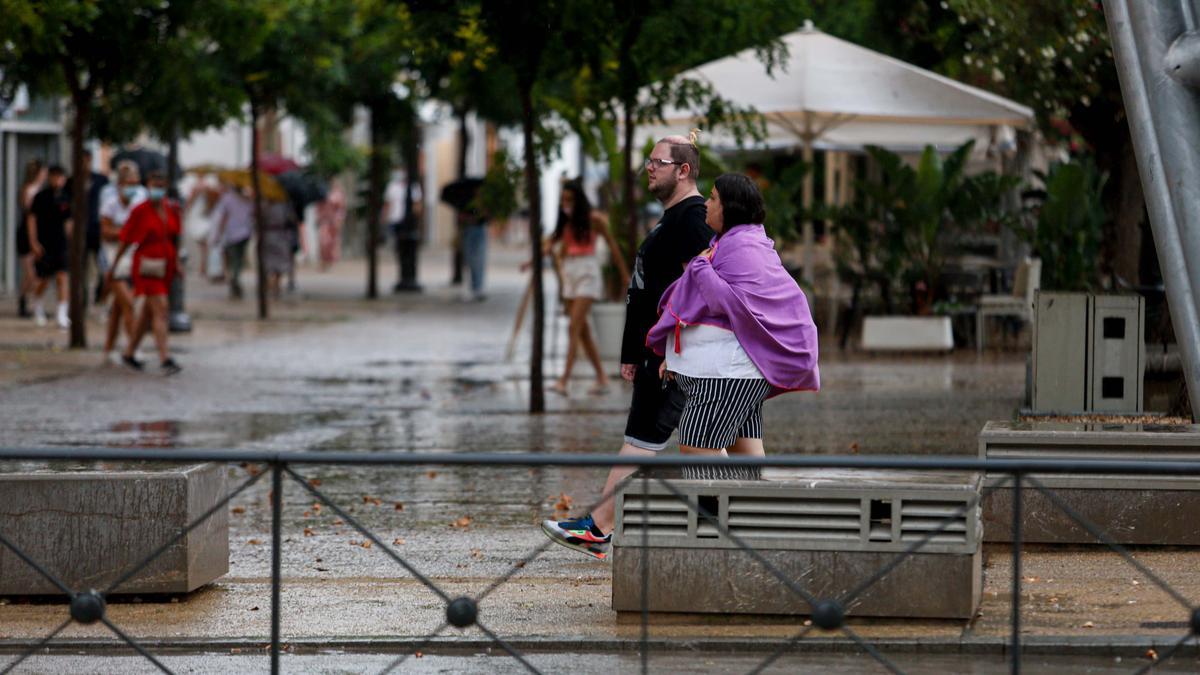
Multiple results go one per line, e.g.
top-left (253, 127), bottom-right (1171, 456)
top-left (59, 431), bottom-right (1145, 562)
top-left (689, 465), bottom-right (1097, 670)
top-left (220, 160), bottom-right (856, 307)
top-left (276, 170), bottom-right (329, 215)
top-left (109, 147), bottom-right (182, 181)
top-left (440, 177), bottom-right (484, 213)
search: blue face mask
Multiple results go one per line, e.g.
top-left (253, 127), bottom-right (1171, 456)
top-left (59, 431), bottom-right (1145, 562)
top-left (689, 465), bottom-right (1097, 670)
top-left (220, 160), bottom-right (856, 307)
top-left (122, 186), bottom-right (140, 200)
top-left (148, 187), bottom-right (166, 201)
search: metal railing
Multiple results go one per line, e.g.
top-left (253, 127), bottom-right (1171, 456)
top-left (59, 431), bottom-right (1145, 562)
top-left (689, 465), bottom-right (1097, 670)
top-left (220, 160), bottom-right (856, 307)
top-left (2, 448), bottom-right (1200, 674)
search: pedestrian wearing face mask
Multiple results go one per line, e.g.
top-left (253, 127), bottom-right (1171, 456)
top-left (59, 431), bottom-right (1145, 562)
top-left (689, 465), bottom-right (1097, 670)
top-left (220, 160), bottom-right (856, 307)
top-left (98, 161), bottom-right (147, 364)
top-left (105, 170), bottom-right (182, 375)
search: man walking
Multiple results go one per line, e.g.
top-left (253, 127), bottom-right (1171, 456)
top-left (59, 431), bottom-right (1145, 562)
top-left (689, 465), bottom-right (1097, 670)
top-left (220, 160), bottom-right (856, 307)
top-left (26, 165), bottom-right (72, 328)
top-left (541, 134), bottom-right (712, 559)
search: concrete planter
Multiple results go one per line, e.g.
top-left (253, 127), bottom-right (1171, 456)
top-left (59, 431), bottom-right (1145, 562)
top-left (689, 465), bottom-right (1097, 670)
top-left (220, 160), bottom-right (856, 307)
top-left (0, 463), bottom-right (229, 595)
top-left (861, 316), bottom-right (953, 352)
top-left (590, 301), bottom-right (625, 362)
top-left (978, 421), bottom-right (1200, 545)
top-left (612, 469), bottom-right (982, 619)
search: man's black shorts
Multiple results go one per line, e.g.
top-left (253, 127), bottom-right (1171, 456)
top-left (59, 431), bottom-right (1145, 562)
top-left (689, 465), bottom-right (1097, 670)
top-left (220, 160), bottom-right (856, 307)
top-left (34, 250), bottom-right (68, 278)
top-left (623, 356), bottom-right (685, 451)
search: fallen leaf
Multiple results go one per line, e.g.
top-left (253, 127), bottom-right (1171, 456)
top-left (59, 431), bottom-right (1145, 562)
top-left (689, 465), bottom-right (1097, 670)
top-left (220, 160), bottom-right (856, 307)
top-left (427, 470), bottom-right (439, 479)
top-left (315, 567), bottom-right (329, 572)
top-left (250, 606), bottom-right (260, 612)
top-left (362, 495), bottom-right (372, 504)
top-left (552, 493), bottom-right (574, 512)
top-left (1082, 621), bottom-right (1094, 628)
top-left (450, 516), bottom-right (472, 529)
top-left (248, 539), bottom-right (262, 545)
top-left (849, 442), bottom-right (860, 453)
top-left (308, 478), bottom-right (322, 487)
top-left (393, 538), bottom-right (406, 546)
top-left (471, 548), bottom-right (483, 559)
top-left (803, 619), bottom-right (812, 627)
top-left (232, 506), bottom-right (246, 515)
top-left (415, 651), bottom-right (424, 659)
top-left (361, 541), bottom-right (372, 549)
top-left (303, 528), bottom-right (315, 537)
top-left (1145, 649), bottom-right (1158, 661)
top-left (303, 511), bottom-right (312, 518)
top-left (349, 540), bottom-right (361, 546)
top-left (312, 503), bottom-right (322, 513)
top-left (394, 502), bottom-right (405, 511)
top-left (333, 519), bottom-right (344, 525)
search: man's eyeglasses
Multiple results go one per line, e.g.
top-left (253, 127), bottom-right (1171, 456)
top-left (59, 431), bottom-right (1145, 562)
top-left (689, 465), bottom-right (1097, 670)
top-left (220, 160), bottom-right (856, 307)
top-left (644, 157), bottom-right (683, 170)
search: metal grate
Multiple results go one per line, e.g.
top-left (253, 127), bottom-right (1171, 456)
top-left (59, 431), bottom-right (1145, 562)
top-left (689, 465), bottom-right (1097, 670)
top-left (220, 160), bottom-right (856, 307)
top-left (899, 500), bottom-right (969, 545)
top-left (620, 495), bottom-right (689, 537)
top-left (727, 496), bottom-right (861, 542)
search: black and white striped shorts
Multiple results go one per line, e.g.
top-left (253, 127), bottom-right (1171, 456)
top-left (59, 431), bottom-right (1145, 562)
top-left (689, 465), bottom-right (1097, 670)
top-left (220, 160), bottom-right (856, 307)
top-left (672, 374), bottom-right (773, 450)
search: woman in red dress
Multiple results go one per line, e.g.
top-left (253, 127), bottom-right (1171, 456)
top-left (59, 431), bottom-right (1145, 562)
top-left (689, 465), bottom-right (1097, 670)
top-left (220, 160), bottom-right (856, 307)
top-left (105, 170), bottom-right (182, 375)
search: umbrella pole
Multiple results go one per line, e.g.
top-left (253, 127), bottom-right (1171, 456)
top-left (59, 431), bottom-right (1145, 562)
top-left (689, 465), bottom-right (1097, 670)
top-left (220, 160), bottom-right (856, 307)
top-left (505, 275), bottom-right (534, 362)
top-left (801, 133), bottom-right (815, 285)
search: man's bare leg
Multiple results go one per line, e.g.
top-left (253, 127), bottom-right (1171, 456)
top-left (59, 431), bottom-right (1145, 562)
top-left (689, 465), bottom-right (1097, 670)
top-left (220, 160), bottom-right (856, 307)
top-left (590, 442), bottom-right (656, 534)
top-left (728, 437), bottom-right (765, 456)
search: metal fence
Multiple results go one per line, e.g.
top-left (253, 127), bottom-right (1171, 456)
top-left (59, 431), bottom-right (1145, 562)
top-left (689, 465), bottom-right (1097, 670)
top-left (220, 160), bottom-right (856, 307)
top-left (1, 448), bottom-right (1199, 674)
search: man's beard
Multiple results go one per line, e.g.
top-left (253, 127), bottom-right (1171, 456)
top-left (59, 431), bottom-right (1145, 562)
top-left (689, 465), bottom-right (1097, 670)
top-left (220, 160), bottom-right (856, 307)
top-left (649, 173), bottom-right (677, 202)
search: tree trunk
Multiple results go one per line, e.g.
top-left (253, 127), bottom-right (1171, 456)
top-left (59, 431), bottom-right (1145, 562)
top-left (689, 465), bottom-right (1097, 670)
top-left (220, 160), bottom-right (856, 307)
top-left (67, 93), bottom-right (90, 348)
top-left (522, 87), bottom-right (545, 414)
top-left (1111, 131), bottom-right (1145, 286)
top-left (250, 105), bottom-right (269, 319)
top-left (365, 102), bottom-right (386, 300)
top-left (622, 100), bottom-right (637, 265)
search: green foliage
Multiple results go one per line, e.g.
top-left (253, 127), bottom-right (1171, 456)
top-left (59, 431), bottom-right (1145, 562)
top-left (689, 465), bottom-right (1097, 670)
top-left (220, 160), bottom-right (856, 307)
top-left (759, 162), bottom-right (809, 242)
top-left (475, 148), bottom-right (522, 220)
top-left (1015, 158), bottom-right (1107, 292)
top-left (831, 141), bottom-right (1020, 314)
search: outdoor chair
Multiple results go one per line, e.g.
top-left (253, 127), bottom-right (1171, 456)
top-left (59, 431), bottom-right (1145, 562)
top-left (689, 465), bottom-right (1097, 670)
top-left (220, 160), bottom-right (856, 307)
top-left (976, 257), bottom-right (1041, 354)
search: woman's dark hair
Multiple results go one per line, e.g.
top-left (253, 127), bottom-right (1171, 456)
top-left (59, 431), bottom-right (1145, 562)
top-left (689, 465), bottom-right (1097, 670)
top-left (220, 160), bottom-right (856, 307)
top-left (713, 173), bottom-right (765, 235)
top-left (553, 179), bottom-right (592, 243)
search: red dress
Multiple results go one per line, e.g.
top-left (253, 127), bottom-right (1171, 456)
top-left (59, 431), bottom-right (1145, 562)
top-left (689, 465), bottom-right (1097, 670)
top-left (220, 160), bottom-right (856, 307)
top-left (121, 199), bottom-right (180, 296)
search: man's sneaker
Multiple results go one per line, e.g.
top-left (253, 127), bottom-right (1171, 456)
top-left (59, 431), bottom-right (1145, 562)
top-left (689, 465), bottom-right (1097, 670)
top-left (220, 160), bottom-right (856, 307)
top-left (55, 302), bottom-right (70, 329)
top-left (540, 514), bottom-right (611, 560)
top-left (122, 355), bottom-right (144, 371)
top-left (160, 358), bottom-right (182, 376)
top-left (33, 304), bottom-right (47, 327)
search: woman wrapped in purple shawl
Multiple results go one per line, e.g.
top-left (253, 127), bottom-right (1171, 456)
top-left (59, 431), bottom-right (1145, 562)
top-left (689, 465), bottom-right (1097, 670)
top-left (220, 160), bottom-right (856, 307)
top-left (646, 173), bottom-right (819, 457)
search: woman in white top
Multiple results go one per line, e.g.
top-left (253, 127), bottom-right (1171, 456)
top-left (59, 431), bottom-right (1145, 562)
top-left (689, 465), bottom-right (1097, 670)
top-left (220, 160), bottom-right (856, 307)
top-left (99, 161), bottom-right (147, 363)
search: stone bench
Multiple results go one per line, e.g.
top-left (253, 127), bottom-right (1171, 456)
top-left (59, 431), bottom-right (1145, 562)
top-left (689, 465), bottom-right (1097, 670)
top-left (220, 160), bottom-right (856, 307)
top-left (612, 468), bottom-right (982, 619)
top-left (0, 462), bottom-right (229, 595)
top-left (979, 421), bottom-right (1200, 544)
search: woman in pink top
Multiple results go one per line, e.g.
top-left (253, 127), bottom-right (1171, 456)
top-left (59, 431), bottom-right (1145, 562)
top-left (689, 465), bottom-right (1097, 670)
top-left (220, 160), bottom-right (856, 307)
top-left (547, 180), bottom-right (629, 395)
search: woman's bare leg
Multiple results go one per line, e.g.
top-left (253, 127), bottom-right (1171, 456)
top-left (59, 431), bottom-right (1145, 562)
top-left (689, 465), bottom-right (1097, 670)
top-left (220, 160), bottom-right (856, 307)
top-left (574, 298), bottom-right (609, 389)
top-left (148, 295), bottom-right (170, 362)
top-left (125, 299), bottom-right (151, 358)
top-left (728, 437), bottom-right (765, 457)
top-left (103, 281), bottom-right (134, 353)
top-left (553, 298), bottom-right (582, 393)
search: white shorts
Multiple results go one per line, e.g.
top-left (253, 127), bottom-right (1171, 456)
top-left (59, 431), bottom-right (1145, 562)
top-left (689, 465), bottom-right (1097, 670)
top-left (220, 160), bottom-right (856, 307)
top-left (560, 255), bottom-right (603, 300)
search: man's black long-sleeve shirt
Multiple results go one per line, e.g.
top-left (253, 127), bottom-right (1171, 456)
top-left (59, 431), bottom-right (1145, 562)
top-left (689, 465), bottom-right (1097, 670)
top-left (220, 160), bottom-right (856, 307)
top-left (620, 195), bottom-right (712, 365)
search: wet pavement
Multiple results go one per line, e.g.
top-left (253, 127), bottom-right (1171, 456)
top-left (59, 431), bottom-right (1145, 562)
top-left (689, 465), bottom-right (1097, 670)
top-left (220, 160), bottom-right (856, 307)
top-left (1, 249), bottom-right (1197, 671)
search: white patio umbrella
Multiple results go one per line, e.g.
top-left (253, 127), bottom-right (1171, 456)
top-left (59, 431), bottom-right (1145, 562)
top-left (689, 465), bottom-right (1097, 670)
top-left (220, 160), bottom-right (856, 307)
top-left (638, 21), bottom-right (1036, 278)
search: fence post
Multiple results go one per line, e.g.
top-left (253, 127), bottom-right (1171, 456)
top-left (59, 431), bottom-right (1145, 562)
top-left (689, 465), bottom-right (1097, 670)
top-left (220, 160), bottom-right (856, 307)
top-left (271, 462), bottom-right (283, 675)
top-left (1011, 473), bottom-right (1022, 674)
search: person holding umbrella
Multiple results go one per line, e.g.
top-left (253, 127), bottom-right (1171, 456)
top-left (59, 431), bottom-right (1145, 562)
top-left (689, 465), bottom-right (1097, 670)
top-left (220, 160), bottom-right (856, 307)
top-left (441, 177), bottom-right (487, 301)
top-left (105, 170), bottom-right (182, 375)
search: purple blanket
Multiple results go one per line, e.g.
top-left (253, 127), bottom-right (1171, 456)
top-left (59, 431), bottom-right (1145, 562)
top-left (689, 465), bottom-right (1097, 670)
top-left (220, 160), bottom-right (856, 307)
top-left (646, 224), bottom-right (819, 395)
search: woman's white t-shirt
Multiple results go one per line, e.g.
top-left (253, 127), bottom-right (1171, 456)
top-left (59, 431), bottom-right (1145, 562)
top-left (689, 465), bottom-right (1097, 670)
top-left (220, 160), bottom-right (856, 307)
top-left (100, 188), bottom-right (147, 278)
top-left (666, 323), bottom-right (764, 379)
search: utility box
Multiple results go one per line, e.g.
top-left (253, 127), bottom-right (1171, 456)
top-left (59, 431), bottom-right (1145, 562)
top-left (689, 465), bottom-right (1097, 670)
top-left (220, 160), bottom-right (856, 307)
top-left (1031, 292), bottom-right (1144, 413)
top-left (612, 469), bottom-right (982, 619)
top-left (1089, 295), bottom-right (1145, 412)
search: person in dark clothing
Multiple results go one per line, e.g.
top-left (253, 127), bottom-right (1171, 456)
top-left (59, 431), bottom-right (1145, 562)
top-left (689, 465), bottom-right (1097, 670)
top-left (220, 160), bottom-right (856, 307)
top-left (541, 132), bottom-right (713, 560)
top-left (81, 149), bottom-right (110, 304)
top-left (27, 165), bottom-right (72, 328)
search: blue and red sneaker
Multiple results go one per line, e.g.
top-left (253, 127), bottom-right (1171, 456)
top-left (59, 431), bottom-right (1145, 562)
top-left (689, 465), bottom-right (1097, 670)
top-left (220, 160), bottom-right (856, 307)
top-left (540, 514), bottom-right (611, 560)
